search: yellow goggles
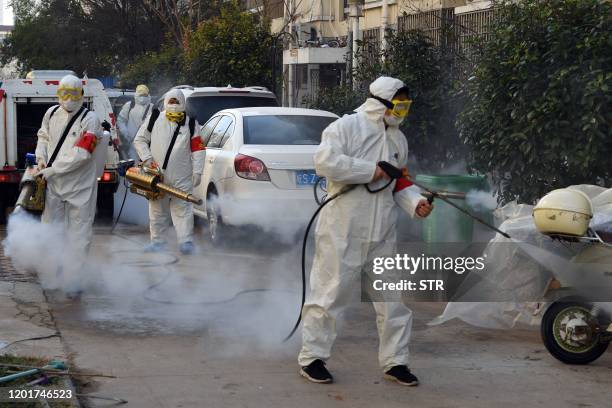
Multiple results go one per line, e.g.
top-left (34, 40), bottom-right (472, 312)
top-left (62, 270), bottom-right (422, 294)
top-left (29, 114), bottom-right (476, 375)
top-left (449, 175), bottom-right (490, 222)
top-left (390, 99), bottom-right (412, 118)
top-left (166, 111), bottom-right (185, 123)
top-left (57, 87), bottom-right (83, 101)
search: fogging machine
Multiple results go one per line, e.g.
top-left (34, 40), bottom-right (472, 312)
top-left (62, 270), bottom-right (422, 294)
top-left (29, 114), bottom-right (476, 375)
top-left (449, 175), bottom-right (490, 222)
top-left (125, 165), bottom-right (202, 205)
top-left (14, 153), bottom-right (46, 213)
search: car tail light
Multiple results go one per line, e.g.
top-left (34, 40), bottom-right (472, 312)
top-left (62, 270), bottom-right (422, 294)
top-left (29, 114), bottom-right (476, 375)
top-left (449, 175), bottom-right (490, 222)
top-left (0, 172), bottom-right (20, 183)
top-left (234, 154), bottom-right (271, 181)
top-left (98, 171), bottom-right (115, 182)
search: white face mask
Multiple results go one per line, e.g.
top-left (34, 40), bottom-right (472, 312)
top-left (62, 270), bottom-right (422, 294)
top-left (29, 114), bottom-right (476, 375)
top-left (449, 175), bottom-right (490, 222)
top-left (383, 114), bottom-right (405, 127)
top-left (60, 98), bottom-right (83, 113)
top-left (165, 103), bottom-right (184, 114)
top-left (136, 95), bottom-right (151, 106)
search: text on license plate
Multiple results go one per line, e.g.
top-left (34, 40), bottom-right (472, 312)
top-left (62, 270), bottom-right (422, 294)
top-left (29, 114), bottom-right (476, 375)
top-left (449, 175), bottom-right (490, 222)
top-left (296, 170), bottom-right (319, 186)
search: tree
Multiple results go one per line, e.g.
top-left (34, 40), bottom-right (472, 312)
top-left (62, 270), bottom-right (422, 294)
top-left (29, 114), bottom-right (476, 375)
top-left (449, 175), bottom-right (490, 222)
top-left (1, 0), bottom-right (165, 77)
top-left (119, 38), bottom-right (185, 94)
top-left (458, 0), bottom-right (612, 204)
top-left (184, 1), bottom-right (274, 88)
top-left (140, 0), bottom-right (222, 48)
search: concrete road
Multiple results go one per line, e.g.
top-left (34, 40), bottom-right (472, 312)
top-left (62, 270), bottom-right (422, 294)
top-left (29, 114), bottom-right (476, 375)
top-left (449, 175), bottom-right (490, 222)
top-left (45, 224), bottom-right (611, 408)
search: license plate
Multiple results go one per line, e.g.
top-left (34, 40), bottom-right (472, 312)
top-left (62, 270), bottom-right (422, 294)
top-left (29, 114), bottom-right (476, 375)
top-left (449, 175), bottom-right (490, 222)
top-left (296, 170), bottom-right (319, 187)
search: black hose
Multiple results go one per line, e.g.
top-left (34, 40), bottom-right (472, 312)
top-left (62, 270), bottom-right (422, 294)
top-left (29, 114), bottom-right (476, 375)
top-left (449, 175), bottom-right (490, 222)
top-left (283, 184), bottom-right (360, 342)
top-left (282, 192), bottom-right (336, 342)
top-left (110, 177), bottom-right (129, 233)
top-left (284, 175), bottom-right (400, 342)
top-left (111, 221), bottom-right (289, 307)
top-left (365, 178), bottom-right (394, 193)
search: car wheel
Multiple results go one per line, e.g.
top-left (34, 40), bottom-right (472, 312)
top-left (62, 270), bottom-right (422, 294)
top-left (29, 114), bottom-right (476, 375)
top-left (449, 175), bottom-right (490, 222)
top-left (206, 190), bottom-right (224, 245)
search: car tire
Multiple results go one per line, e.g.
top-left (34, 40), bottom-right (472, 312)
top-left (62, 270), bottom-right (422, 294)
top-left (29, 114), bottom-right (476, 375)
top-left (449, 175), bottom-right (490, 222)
top-left (206, 190), bottom-right (224, 246)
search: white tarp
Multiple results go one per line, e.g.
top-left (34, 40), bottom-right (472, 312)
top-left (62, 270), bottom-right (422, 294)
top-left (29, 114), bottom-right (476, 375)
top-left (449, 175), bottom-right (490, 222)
top-left (430, 185), bottom-right (612, 329)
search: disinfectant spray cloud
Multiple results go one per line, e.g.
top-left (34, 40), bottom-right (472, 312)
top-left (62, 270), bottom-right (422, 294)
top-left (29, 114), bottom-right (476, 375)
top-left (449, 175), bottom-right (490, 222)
top-left (3, 210), bottom-right (303, 356)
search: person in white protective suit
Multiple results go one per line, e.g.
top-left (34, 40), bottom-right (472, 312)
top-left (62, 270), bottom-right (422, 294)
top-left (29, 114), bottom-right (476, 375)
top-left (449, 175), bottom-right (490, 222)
top-left (117, 84), bottom-right (153, 160)
top-left (35, 74), bottom-right (102, 296)
top-left (298, 76), bottom-right (433, 386)
top-left (133, 89), bottom-right (205, 255)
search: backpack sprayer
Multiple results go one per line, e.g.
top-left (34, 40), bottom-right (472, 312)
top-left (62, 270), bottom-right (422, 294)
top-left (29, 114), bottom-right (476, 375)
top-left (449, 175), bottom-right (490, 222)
top-left (124, 165), bottom-right (202, 205)
top-left (283, 161), bottom-right (510, 341)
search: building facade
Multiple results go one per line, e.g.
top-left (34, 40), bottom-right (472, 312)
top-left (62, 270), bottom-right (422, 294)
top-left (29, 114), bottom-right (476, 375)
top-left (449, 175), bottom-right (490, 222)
top-left (269, 0), bottom-right (493, 107)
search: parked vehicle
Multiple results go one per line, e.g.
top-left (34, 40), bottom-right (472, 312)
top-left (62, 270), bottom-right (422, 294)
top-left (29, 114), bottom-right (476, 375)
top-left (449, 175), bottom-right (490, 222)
top-left (194, 107), bottom-right (338, 243)
top-left (156, 85), bottom-right (278, 124)
top-left (104, 88), bottom-right (136, 117)
top-left (0, 75), bottom-right (120, 222)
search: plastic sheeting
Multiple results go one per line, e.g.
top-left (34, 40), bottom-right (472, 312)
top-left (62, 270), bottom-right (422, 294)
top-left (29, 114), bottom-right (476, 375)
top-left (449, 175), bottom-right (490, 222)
top-left (430, 185), bottom-right (612, 329)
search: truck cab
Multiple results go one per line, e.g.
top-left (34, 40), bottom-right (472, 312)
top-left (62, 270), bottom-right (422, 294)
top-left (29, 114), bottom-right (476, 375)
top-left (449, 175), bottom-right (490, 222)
top-left (0, 75), bottom-right (120, 222)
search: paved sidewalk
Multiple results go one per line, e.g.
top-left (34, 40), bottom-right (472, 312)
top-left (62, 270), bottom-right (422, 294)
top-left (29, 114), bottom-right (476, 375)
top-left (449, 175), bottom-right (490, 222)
top-left (0, 227), bottom-right (79, 407)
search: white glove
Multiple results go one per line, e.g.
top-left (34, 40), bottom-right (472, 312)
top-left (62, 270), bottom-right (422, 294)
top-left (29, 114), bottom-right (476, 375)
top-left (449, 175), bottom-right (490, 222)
top-left (192, 173), bottom-right (202, 187)
top-left (38, 167), bottom-right (56, 180)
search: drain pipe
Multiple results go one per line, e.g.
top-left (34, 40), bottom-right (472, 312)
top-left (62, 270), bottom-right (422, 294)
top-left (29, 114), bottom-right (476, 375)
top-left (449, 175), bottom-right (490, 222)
top-left (349, 0), bottom-right (363, 90)
top-left (381, 0), bottom-right (389, 59)
top-left (287, 0), bottom-right (295, 107)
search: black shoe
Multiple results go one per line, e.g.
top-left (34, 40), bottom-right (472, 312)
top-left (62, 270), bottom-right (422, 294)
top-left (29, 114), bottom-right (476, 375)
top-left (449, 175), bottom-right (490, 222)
top-left (384, 366), bottom-right (419, 386)
top-left (300, 359), bottom-right (333, 384)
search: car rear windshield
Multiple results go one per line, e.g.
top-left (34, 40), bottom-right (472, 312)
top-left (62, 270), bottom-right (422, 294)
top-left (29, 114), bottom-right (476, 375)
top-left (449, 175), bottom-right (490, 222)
top-left (186, 95), bottom-right (278, 124)
top-left (243, 115), bottom-right (336, 145)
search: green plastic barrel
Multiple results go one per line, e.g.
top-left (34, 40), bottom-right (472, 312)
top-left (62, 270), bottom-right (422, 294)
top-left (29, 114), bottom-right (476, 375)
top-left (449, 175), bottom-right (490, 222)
top-left (415, 174), bottom-right (487, 243)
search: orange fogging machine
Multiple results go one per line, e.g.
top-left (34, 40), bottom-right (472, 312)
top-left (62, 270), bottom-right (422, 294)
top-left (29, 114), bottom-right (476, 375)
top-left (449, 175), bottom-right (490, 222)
top-left (125, 166), bottom-right (202, 205)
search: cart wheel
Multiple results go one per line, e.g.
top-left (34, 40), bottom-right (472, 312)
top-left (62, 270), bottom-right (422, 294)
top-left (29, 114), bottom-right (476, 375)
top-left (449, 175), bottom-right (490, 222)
top-left (541, 301), bottom-right (609, 365)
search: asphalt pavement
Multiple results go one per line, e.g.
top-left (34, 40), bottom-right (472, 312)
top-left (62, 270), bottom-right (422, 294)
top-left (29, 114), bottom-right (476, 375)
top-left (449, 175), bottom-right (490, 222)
top-left (39, 224), bottom-right (612, 408)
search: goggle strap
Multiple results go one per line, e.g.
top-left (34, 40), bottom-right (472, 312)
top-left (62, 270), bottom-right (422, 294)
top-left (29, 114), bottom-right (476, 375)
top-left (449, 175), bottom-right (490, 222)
top-left (369, 94), bottom-right (394, 110)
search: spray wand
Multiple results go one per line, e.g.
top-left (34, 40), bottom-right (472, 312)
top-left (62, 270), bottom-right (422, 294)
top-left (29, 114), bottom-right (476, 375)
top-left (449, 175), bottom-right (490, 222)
top-left (377, 161), bottom-right (510, 239)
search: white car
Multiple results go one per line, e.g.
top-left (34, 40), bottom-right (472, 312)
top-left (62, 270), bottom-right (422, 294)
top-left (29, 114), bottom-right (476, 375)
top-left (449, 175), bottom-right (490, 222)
top-left (193, 107), bottom-right (339, 243)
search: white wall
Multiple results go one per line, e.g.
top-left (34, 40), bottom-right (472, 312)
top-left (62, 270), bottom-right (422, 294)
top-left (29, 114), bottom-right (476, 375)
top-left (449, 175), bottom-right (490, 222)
top-left (1, 0), bottom-right (14, 25)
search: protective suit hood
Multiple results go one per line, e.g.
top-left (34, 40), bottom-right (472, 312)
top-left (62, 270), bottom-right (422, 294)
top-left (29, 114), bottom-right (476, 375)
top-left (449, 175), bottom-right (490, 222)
top-left (163, 89), bottom-right (186, 112)
top-left (355, 76), bottom-right (406, 123)
top-left (58, 74), bottom-right (84, 112)
top-left (136, 84), bottom-right (150, 96)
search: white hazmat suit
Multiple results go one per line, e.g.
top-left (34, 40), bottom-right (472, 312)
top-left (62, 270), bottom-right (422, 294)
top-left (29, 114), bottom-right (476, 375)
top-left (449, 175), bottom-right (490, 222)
top-left (35, 74), bottom-right (102, 293)
top-left (117, 84), bottom-right (153, 159)
top-left (298, 77), bottom-right (425, 372)
top-left (133, 89), bottom-right (204, 247)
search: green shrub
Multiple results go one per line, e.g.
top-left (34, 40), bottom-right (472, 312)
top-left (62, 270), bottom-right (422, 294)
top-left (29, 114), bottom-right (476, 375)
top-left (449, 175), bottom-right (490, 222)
top-left (458, 0), bottom-right (612, 204)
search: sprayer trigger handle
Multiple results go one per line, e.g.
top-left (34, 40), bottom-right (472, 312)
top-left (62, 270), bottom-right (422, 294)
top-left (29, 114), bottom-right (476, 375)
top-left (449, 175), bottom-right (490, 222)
top-left (377, 161), bottom-right (404, 179)
top-left (427, 195), bottom-right (434, 204)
